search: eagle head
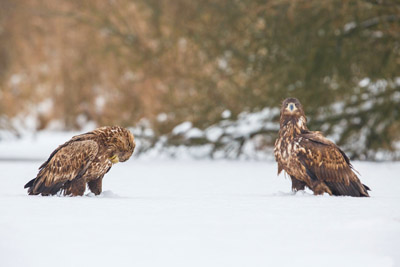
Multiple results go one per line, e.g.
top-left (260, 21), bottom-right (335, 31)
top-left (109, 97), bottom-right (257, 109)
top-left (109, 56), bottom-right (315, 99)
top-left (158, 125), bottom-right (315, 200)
top-left (117, 130), bottom-right (135, 162)
top-left (280, 98), bottom-right (307, 129)
top-left (107, 126), bottom-right (136, 164)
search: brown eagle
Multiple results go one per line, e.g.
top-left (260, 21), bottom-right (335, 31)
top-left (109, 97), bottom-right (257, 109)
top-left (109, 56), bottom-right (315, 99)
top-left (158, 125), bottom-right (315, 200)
top-left (24, 126), bottom-right (135, 196)
top-left (274, 98), bottom-right (370, 197)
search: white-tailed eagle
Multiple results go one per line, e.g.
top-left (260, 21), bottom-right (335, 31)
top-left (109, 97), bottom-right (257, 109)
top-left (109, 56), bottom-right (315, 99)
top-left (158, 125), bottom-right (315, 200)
top-left (24, 126), bottom-right (135, 196)
top-left (274, 98), bottom-right (370, 197)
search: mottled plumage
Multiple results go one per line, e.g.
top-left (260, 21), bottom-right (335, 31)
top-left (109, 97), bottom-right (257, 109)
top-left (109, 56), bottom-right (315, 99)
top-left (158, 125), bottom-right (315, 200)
top-left (24, 126), bottom-right (135, 196)
top-left (274, 98), bottom-right (370, 197)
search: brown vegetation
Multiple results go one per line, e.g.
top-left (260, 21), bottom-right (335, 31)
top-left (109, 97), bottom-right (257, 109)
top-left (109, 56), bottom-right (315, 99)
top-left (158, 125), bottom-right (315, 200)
top-left (0, 0), bottom-right (399, 159)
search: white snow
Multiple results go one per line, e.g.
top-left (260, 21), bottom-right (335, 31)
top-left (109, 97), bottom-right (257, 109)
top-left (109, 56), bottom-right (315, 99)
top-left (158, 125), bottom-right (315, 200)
top-left (0, 158), bottom-right (399, 267)
top-left (344, 21), bottom-right (357, 33)
top-left (95, 95), bottom-right (106, 113)
top-left (221, 109), bottom-right (232, 119)
top-left (9, 74), bottom-right (24, 86)
top-left (156, 113), bottom-right (168, 122)
top-left (217, 57), bottom-right (229, 70)
top-left (185, 127), bottom-right (204, 139)
top-left (359, 78), bottom-right (370, 87)
top-left (205, 126), bottom-right (224, 142)
top-left (172, 121), bottom-right (193, 135)
top-left (0, 131), bottom-right (80, 160)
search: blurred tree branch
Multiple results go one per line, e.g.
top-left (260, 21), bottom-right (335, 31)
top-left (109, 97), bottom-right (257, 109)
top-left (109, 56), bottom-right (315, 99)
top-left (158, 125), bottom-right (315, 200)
top-left (0, 0), bottom-right (399, 159)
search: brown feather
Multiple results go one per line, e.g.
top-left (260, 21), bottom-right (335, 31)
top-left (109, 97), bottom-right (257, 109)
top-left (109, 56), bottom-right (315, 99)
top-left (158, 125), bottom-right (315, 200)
top-left (274, 98), bottom-right (370, 197)
top-left (25, 126), bottom-right (135, 196)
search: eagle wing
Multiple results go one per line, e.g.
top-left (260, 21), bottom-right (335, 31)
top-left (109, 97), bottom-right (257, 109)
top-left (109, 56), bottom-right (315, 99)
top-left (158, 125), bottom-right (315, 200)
top-left (298, 132), bottom-right (369, 197)
top-left (27, 140), bottom-right (99, 195)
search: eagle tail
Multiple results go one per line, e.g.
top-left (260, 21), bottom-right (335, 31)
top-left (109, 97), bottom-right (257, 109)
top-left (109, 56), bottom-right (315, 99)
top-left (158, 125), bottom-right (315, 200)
top-left (363, 184), bottom-right (371, 192)
top-left (24, 178), bottom-right (35, 189)
top-left (325, 180), bottom-right (370, 197)
top-left (24, 177), bottom-right (64, 196)
top-left (24, 178), bottom-right (37, 194)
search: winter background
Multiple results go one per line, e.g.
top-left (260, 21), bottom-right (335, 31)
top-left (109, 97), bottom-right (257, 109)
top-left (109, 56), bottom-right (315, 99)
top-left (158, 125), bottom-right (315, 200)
top-left (1, 1), bottom-right (400, 267)
top-left (1, 127), bottom-right (400, 267)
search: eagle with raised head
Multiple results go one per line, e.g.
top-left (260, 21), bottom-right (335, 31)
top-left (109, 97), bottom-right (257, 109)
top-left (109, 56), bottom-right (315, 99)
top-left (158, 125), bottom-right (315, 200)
top-left (24, 126), bottom-right (135, 196)
top-left (274, 98), bottom-right (370, 197)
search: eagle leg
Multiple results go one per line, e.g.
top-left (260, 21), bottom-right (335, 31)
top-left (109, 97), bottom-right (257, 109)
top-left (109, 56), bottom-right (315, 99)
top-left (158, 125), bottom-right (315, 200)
top-left (63, 178), bottom-right (86, 196)
top-left (311, 181), bottom-right (333, 196)
top-left (88, 176), bottom-right (104, 195)
top-left (290, 175), bottom-right (306, 192)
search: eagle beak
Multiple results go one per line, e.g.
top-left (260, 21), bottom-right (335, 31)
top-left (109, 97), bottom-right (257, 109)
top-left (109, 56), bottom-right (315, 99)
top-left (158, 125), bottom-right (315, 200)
top-left (110, 155), bottom-right (119, 164)
top-left (287, 103), bottom-right (296, 112)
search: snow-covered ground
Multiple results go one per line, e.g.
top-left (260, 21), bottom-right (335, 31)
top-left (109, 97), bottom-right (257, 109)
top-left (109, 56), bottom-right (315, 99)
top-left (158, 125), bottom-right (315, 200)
top-left (1, 157), bottom-right (399, 267)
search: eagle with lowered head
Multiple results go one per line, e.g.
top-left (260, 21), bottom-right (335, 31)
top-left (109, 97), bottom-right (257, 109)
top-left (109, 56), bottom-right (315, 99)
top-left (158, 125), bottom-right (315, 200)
top-left (24, 126), bottom-right (135, 196)
top-left (274, 98), bottom-right (370, 197)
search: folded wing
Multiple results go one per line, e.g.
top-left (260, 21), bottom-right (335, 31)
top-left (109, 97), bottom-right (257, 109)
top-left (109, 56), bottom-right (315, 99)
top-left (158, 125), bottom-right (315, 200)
top-left (25, 140), bottom-right (99, 195)
top-left (298, 132), bottom-right (369, 197)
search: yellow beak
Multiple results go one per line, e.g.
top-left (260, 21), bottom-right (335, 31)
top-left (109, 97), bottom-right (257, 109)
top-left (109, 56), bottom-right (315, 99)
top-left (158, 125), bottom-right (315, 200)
top-left (110, 155), bottom-right (119, 164)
